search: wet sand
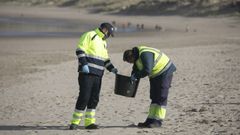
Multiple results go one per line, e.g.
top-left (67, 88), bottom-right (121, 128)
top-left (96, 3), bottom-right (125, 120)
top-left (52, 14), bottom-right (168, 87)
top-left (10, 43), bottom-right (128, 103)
top-left (0, 5), bottom-right (240, 135)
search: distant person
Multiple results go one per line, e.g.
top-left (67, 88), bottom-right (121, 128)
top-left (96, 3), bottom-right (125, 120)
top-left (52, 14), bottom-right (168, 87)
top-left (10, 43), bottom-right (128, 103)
top-left (141, 24), bottom-right (144, 30)
top-left (127, 22), bottom-right (131, 28)
top-left (112, 20), bottom-right (116, 26)
top-left (69, 23), bottom-right (118, 130)
top-left (136, 24), bottom-right (140, 30)
top-left (155, 25), bottom-right (162, 31)
top-left (123, 46), bottom-right (176, 128)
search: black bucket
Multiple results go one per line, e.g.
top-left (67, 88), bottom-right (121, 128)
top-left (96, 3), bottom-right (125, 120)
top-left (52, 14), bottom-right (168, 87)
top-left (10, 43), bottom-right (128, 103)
top-left (114, 74), bottom-right (140, 98)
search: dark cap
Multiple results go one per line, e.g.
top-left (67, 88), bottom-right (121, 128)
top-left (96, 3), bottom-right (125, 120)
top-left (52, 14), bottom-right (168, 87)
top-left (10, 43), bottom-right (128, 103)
top-left (100, 22), bottom-right (115, 37)
top-left (123, 49), bottom-right (133, 61)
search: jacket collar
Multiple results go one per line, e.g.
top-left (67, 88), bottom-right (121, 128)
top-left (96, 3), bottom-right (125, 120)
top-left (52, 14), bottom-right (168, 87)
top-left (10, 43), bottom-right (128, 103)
top-left (95, 28), bottom-right (105, 39)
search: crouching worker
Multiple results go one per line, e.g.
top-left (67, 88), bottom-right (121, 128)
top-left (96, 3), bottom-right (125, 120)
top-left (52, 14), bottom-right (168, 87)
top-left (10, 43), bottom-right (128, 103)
top-left (123, 46), bottom-right (176, 128)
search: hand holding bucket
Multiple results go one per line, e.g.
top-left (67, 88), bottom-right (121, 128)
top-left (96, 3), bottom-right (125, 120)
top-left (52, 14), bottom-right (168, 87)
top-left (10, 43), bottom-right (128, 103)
top-left (130, 74), bottom-right (137, 84)
top-left (114, 74), bottom-right (140, 98)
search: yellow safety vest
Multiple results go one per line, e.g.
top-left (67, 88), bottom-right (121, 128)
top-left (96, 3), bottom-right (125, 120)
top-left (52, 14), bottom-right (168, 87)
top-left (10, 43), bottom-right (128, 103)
top-left (135, 46), bottom-right (170, 78)
top-left (77, 28), bottom-right (109, 61)
top-left (76, 28), bottom-right (110, 76)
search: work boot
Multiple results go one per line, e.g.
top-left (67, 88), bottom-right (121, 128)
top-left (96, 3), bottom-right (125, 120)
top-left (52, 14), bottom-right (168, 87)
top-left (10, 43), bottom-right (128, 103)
top-left (138, 122), bottom-right (149, 128)
top-left (69, 124), bottom-right (78, 130)
top-left (85, 124), bottom-right (99, 129)
top-left (137, 118), bottom-right (153, 128)
top-left (148, 121), bottom-right (162, 128)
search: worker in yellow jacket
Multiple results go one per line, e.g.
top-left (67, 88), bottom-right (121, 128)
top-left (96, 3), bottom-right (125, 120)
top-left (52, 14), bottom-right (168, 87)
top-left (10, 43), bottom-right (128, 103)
top-left (123, 46), bottom-right (176, 128)
top-left (70, 23), bottom-right (118, 130)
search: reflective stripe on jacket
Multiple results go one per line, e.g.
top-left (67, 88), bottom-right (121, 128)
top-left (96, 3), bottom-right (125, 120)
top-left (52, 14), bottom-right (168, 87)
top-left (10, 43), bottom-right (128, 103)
top-left (135, 46), bottom-right (170, 78)
top-left (76, 28), bottom-right (113, 76)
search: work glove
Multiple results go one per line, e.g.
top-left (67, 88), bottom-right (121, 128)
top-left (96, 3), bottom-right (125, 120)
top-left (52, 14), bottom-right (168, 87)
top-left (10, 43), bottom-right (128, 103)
top-left (82, 65), bottom-right (89, 73)
top-left (130, 74), bottom-right (137, 84)
top-left (111, 68), bottom-right (118, 74)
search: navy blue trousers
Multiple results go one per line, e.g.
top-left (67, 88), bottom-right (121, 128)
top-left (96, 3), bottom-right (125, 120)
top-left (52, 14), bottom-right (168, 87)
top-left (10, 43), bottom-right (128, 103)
top-left (75, 73), bottom-right (102, 110)
top-left (150, 73), bottom-right (173, 106)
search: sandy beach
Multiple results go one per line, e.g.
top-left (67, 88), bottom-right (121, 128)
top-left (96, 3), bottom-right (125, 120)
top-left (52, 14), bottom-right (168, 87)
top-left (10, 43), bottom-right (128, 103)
top-left (0, 5), bottom-right (240, 135)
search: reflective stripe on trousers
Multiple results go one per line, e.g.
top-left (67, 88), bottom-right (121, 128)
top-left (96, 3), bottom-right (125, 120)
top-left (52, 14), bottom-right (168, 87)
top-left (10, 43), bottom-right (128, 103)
top-left (85, 109), bottom-right (96, 126)
top-left (71, 110), bottom-right (84, 125)
top-left (147, 104), bottom-right (166, 120)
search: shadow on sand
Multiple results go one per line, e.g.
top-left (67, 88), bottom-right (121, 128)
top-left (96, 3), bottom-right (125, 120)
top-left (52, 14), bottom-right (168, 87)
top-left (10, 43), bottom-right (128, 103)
top-left (0, 125), bottom-right (69, 130)
top-left (0, 124), bottom-right (138, 130)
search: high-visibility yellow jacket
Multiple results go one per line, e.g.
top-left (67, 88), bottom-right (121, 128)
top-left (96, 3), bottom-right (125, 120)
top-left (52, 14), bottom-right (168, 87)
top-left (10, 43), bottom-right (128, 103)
top-left (134, 46), bottom-right (172, 78)
top-left (76, 28), bottom-right (115, 76)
